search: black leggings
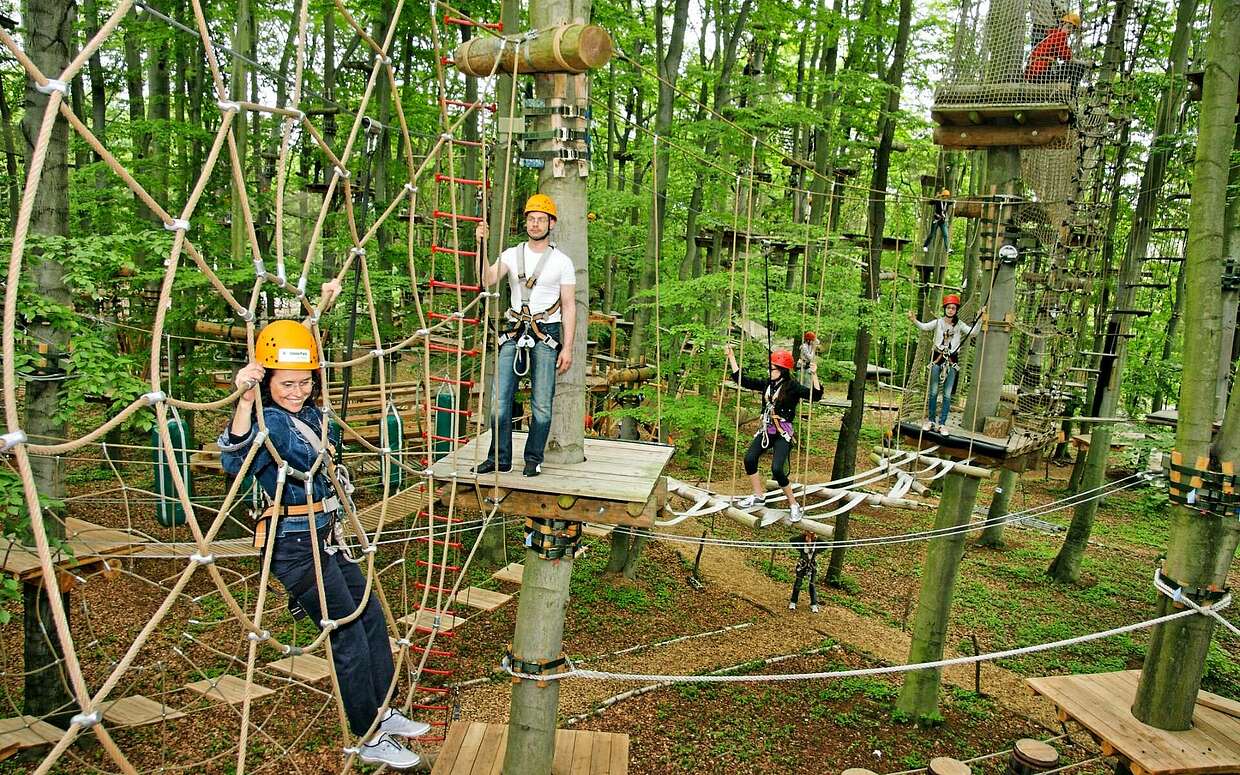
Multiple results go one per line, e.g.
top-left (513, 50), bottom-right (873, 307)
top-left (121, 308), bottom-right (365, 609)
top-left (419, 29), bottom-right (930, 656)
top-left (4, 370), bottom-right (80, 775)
top-left (743, 433), bottom-right (792, 487)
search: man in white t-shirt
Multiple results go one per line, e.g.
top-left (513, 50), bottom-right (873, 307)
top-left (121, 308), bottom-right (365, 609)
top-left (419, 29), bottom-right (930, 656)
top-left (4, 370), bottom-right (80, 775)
top-left (472, 193), bottom-right (576, 477)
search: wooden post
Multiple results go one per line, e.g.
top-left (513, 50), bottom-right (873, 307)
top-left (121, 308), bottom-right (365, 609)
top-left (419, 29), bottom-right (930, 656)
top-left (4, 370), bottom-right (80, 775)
top-left (1133, 0), bottom-right (1240, 731)
top-left (502, 0), bottom-right (594, 769)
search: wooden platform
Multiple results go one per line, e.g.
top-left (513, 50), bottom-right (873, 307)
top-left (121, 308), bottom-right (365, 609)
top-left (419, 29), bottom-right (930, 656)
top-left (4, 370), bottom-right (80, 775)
top-left (183, 674), bottom-right (275, 705)
top-left (431, 722), bottom-right (629, 774)
top-left (0, 518), bottom-right (136, 587)
top-left (398, 608), bottom-right (467, 633)
top-left (266, 653), bottom-right (333, 683)
top-left (350, 485), bottom-right (433, 535)
top-left (100, 695), bottom-right (186, 727)
top-left (450, 586), bottom-right (513, 612)
top-left (430, 431), bottom-right (673, 528)
top-left (0, 715), bottom-right (63, 757)
top-left (895, 420), bottom-right (1056, 471)
top-left (492, 562), bottom-right (525, 585)
top-left (1028, 670), bottom-right (1240, 775)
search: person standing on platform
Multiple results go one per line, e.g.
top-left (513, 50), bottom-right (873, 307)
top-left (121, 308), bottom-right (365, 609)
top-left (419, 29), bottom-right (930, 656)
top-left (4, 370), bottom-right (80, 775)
top-left (473, 194), bottom-right (576, 478)
top-left (789, 529), bottom-right (822, 613)
top-left (725, 343), bottom-right (824, 523)
top-left (797, 331), bottom-right (818, 385)
top-left (907, 294), bottom-right (984, 433)
top-left (922, 189), bottom-right (953, 254)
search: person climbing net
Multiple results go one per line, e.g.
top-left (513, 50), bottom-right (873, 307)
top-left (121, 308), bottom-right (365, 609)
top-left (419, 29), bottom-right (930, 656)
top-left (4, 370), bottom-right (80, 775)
top-left (1026, 10), bottom-right (1085, 88)
top-left (724, 343), bottom-right (824, 523)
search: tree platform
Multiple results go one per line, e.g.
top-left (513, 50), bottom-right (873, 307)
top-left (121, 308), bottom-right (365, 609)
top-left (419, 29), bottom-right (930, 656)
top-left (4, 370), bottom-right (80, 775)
top-left (895, 421), bottom-right (1056, 471)
top-left (429, 431), bottom-right (674, 528)
top-left (0, 715), bottom-right (64, 759)
top-left (431, 722), bottom-right (629, 774)
top-left (1028, 670), bottom-right (1240, 775)
top-left (0, 518), bottom-right (136, 590)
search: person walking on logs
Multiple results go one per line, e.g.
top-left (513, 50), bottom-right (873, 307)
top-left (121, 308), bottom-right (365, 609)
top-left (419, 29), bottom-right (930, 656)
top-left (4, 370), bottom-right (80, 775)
top-left (797, 331), bottom-right (818, 386)
top-left (473, 193), bottom-right (576, 478)
top-left (219, 314), bottom-right (430, 771)
top-left (725, 343), bottom-right (824, 524)
top-left (922, 189), bottom-right (953, 254)
top-left (789, 529), bottom-right (822, 613)
top-left (907, 294), bottom-right (984, 433)
top-left (1025, 11), bottom-right (1084, 87)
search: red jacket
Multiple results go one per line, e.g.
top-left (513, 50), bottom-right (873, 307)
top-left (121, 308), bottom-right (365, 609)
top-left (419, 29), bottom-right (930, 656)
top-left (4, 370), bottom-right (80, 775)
top-left (1026, 28), bottom-right (1072, 79)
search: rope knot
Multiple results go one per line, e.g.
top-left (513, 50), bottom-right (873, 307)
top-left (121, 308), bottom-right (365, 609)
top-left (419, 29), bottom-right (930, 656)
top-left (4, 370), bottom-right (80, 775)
top-left (71, 710), bottom-right (101, 729)
top-left (189, 553), bottom-right (215, 566)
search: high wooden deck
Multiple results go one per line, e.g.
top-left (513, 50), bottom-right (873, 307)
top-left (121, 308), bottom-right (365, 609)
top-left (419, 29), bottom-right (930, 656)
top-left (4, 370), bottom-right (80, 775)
top-left (430, 431), bottom-right (674, 527)
top-left (431, 722), bottom-right (629, 774)
top-left (1028, 670), bottom-right (1240, 775)
top-left (895, 420), bottom-right (1056, 471)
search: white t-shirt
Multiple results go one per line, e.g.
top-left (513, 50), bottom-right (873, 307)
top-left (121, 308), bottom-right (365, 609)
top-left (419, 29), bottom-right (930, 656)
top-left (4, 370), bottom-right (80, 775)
top-left (499, 243), bottom-right (576, 323)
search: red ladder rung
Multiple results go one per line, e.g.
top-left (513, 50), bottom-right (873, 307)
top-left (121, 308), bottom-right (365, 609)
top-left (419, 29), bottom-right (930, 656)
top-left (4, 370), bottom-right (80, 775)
top-left (432, 209), bottom-right (484, 223)
top-left (430, 245), bottom-right (476, 257)
top-left (424, 432), bottom-right (471, 444)
top-left (412, 703), bottom-right (449, 712)
top-left (429, 311), bottom-right (481, 325)
top-left (440, 56), bottom-right (454, 66)
top-left (431, 375), bottom-right (474, 387)
top-left (413, 626), bottom-right (457, 638)
top-left (419, 510), bottom-right (467, 524)
top-left (427, 342), bottom-right (481, 357)
top-left (428, 278), bottom-right (482, 292)
top-left (419, 667), bottom-right (455, 677)
top-left (428, 719), bottom-right (450, 727)
top-left (415, 583), bottom-right (459, 597)
top-left (411, 646), bottom-right (455, 659)
top-left (415, 536), bottom-right (464, 549)
top-left (414, 683), bottom-right (452, 693)
top-left (443, 14), bottom-right (503, 31)
top-left (435, 173), bottom-right (488, 187)
top-left (416, 559), bottom-right (463, 572)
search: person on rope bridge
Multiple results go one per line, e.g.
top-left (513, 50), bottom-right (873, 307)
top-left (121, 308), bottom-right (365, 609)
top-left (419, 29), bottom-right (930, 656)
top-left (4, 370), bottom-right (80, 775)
top-left (219, 311), bottom-right (429, 771)
top-left (472, 193), bottom-right (576, 478)
top-left (796, 331), bottom-right (818, 386)
top-left (921, 189), bottom-right (953, 254)
top-left (1025, 11), bottom-right (1084, 86)
top-left (906, 294), bottom-right (984, 433)
top-left (725, 343), bottom-right (824, 523)
top-left (788, 529), bottom-right (822, 613)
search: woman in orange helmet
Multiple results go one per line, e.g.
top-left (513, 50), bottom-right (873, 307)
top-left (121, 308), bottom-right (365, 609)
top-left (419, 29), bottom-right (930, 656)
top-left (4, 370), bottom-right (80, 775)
top-left (219, 294), bottom-right (429, 770)
top-left (724, 343), bottom-right (824, 523)
top-left (907, 294), bottom-right (984, 432)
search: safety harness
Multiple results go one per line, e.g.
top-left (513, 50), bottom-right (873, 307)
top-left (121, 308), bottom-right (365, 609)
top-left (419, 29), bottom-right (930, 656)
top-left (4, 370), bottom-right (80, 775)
top-left (498, 245), bottom-right (563, 376)
top-left (755, 380), bottom-right (796, 449)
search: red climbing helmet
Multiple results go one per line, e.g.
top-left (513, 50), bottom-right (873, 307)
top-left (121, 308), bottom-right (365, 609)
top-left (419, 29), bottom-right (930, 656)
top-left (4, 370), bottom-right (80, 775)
top-left (942, 294), bottom-right (961, 308)
top-left (803, 331), bottom-right (817, 342)
top-left (770, 350), bottom-right (795, 370)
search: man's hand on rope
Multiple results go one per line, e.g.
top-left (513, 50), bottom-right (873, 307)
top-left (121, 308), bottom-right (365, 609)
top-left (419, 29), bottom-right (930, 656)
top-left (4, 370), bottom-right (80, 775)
top-left (236, 362), bottom-right (266, 404)
top-left (320, 278), bottom-right (343, 309)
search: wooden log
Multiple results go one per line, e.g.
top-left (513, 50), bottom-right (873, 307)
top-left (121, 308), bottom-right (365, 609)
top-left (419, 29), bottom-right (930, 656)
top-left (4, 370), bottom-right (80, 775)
top-left (933, 124), bottom-right (1070, 149)
top-left (869, 453), bottom-right (929, 494)
top-left (196, 320), bottom-right (248, 341)
top-left (453, 24), bottom-right (613, 76)
top-left (666, 478), bottom-right (835, 539)
top-left (871, 446), bottom-right (994, 479)
top-left (606, 366), bottom-right (656, 385)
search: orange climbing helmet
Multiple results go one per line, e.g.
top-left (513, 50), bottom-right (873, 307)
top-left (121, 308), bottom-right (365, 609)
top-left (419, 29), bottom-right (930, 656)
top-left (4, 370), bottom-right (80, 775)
top-left (940, 188), bottom-right (951, 197)
top-left (770, 350), bottom-right (795, 370)
top-left (1061, 10), bottom-right (1081, 26)
top-left (942, 294), bottom-right (962, 308)
top-left (255, 320), bottom-right (319, 370)
top-left (803, 331), bottom-right (817, 342)
top-left (524, 193), bottom-right (558, 219)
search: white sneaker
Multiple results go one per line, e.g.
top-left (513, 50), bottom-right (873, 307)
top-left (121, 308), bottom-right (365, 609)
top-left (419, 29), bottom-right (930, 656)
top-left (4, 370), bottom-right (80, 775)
top-left (359, 733), bottom-right (421, 769)
top-left (811, 604), bottom-right (820, 614)
top-left (789, 505), bottom-right (804, 523)
top-left (379, 708), bottom-right (432, 738)
top-left (788, 602), bottom-right (797, 610)
top-left (735, 494), bottom-right (762, 509)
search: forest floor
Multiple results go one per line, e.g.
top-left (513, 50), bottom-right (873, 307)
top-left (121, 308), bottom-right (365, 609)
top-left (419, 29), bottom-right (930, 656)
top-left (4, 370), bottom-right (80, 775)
top-left (1, 394), bottom-right (1238, 773)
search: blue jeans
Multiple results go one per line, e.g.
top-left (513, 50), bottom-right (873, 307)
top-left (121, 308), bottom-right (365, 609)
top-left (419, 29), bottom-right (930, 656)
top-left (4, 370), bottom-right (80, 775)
top-left (927, 361), bottom-right (957, 425)
top-left (271, 530), bottom-right (394, 737)
top-left (487, 322), bottom-right (560, 467)
top-left (923, 221), bottom-right (949, 251)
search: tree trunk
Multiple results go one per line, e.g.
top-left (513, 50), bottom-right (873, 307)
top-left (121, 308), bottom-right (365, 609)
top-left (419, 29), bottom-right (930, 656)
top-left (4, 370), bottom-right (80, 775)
top-left (1048, 0), bottom-right (1194, 583)
top-left (977, 468), bottom-right (1017, 547)
top-left (0, 76), bottom-right (21, 225)
top-left (825, 0), bottom-right (912, 587)
top-left (20, 0), bottom-right (74, 727)
top-left (1133, 0), bottom-right (1240, 730)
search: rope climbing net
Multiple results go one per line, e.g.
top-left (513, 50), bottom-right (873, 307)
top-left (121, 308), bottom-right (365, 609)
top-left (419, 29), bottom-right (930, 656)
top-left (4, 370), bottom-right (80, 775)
top-left (0, 0), bottom-right (524, 771)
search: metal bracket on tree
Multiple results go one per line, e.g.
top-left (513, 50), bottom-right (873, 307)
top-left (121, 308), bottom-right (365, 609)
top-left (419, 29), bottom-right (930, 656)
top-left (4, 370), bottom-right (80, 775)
top-left (1163, 451), bottom-right (1240, 517)
top-left (523, 516), bottom-right (582, 560)
top-left (505, 646), bottom-right (571, 687)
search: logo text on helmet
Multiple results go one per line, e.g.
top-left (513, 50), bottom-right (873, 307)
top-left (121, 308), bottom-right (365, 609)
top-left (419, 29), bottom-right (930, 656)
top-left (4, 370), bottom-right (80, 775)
top-left (278, 348), bottom-right (312, 363)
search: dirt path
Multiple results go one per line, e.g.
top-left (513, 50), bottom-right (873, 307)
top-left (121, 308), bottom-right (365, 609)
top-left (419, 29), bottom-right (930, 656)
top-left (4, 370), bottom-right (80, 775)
top-left (456, 517), bottom-right (1059, 731)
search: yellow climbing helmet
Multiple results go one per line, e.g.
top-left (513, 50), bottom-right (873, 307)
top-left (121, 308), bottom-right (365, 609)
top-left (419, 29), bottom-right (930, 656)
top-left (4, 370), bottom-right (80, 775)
top-left (254, 320), bottom-right (319, 370)
top-left (524, 193), bottom-right (558, 219)
top-left (1061, 10), bottom-right (1081, 26)
top-left (940, 188), bottom-right (951, 197)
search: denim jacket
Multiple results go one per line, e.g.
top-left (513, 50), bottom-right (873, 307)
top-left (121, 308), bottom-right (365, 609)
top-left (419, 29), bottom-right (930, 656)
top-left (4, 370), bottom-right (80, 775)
top-left (218, 403), bottom-right (335, 533)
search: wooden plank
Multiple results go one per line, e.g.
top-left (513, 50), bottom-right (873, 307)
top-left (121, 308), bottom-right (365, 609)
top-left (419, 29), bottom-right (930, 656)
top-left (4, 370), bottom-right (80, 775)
top-left (470, 722), bottom-right (506, 775)
top-left (492, 563), bottom-right (525, 585)
top-left (589, 732), bottom-right (612, 775)
top-left (431, 721), bottom-right (472, 774)
top-left (1197, 693), bottom-right (1240, 721)
top-left (582, 523), bottom-right (613, 538)
top-left (450, 586), bottom-right (513, 612)
top-left (350, 486), bottom-right (432, 535)
top-left (609, 734), bottom-right (629, 774)
top-left (551, 728), bottom-right (577, 774)
top-left (266, 653), bottom-right (333, 683)
top-left (0, 715), bottom-right (65, 750)
top-left (569, 729), bottom-right (593, 774)
top-left (489, 486), bottom-right (659, 529)
top-left (451, 721), bottom-right (490, 774)
top-left (100, 695), bottom-right (186, 727)
top-left (183, 674), bottom-right (275, 705)
top-left (485, 724), bottom-right (509, 775)
top-left (397, 609), bottom-right (467, 633)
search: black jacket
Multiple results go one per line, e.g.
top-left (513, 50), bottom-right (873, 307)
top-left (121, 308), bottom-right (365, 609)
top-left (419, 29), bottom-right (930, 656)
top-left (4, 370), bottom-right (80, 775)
top-left (732, 368), bottom-right (824, 422)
